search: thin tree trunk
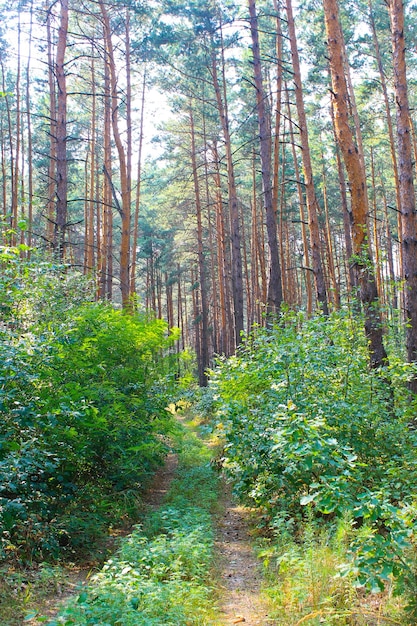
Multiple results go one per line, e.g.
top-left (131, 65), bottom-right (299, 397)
top-left (211, 33), bottom-right (244, 347)
top-left (100, 0), bottom-right (131, 306)
top-left (189, 105), bottom-right (209, 386)
top-left (369, 0), bottom-right (403, 308)
top-left (87, 50), bottom-right (96, 273)
top-left (331, 104), bottom-right (356, 297)
top-left (380, 175), bottom-right (397, 311)
top-left (370, 148), bottom-right (384, 306)
top-left (26, 0), bottom-right (34, 253)
top-left (272, 0), bottom-right (283, 221)
top-left (2, 62), bottom-right (14, 244)
top-left (46, 7), bottom-right (56, 247)
top-left (285, 0), bottom-right (329, 314)
top-left (213, 143), bottom-right (232, 354)
top-left (322, 157), bottom-right (340, 308)
top-left (130, 70), bottom-right (146, 295)
top-left (12, 13), bottom-right (21, 246)
top-left (203, 113), bottom-right (219, 355)
top-left (286, 88), bottom-right (313, 314)
top-left (55, 0), bottom-right (69, 259)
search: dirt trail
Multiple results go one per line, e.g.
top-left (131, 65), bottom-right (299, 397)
top-left (216, 482), bottom-right (275, 625)
top-left (29, 452), bottom-right (274, 625)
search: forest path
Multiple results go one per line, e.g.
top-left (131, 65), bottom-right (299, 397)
top-left (216, 481), bottom-right (275, 625)
top-left (28, 453), bottom-right (179, 623)
top-left (28, 432), bottom-right (275, 625)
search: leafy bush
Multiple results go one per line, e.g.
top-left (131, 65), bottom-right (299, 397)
top-left (210, 310), bottom-right (417, 602)
top-left (0, 260), bottom-right (181, 562)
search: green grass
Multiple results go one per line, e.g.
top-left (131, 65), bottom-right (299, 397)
top-left (43, 416), bottom-right (221, 626)
top-left (258, 520), bottom-right (405, 625)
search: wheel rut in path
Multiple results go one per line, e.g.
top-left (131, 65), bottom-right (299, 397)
top-left (216, 481), bottom-right (275, 625)
top-left (28, 453), bottom-right (178, 623)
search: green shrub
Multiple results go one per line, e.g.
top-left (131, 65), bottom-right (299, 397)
top-left (0, 261), bottom-right (181, 562)
top-left (211, 310), bottom-right (417, 603)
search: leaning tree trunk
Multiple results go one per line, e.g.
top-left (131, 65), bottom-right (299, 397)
top-left (323, 0), bottom-right (387, 369)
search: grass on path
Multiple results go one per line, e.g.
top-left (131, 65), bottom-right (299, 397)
top-left (43, 415), bottom-right (221, 626)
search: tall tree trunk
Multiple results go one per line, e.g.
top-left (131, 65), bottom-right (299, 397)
top-left (212, 142), bottom-right (233, 354)
top-left (370, 148), bottom-right (384, 306)
top-left (100, 52), bottom-right (113, 300)
top-left (285, 0), bottom-right (329, 314)
top-left (388, 0), bottom-right (417, 390)
top-left (189, 105), bottom-right (209, 386)
top-left (210, 31), bottom-right (244, 347)
top-left (380, 175), bottom-right (398, 311)
top-left (331, 101), bottom-right (356, 297)
top-left (286, 88), bottom-right (313, 314)
top-left (252, 150), bottom-right (268, 310)
top-left (55, 0), bottom-right (69, 259)
top-left (203, 111), bottom-right (219, 355)
top-left (323, 0), bottom-right (387, 368)
top-left (46, 7), bottom-right (56, 247)
top-left (100, 0), bottom-right (131, 307)
top-left (86, 48), bottom-right (96, 274)
top-left (1, 117), bottom-right (7, 229)
top-left (12, 13), bottom-right (21, 246)
top-left (2, 62), bottom-right (14, 244)
top-left (248, 0), bottom-right (283, 315)
top-left (322, 157), bottom-right (340, 308)
top-left (369, 0), bottom-right (402, 308)
top-left (272, 0), bottom-right (283, 223)
top-left (130, 70), bottom-right (146, 295)
top-left (26, 0), bottom-right (34, 253)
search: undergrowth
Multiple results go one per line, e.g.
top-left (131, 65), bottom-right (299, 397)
top-left (0, 260), bottom-right (183, 564)
top-left (257, 518), bottom-right (403, 625)
top-left (209, 309), bottom-right (417, 623)
top-left (45, 418), bottom-right (220, 625)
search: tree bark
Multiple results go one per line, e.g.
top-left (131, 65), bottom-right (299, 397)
top-left (248, 0), bottom-right (283, 315)
top-left (285, 0), bottom-right (329, 315)
top-left (388, 0), bottom-right (417, 390)
top-left (54, 0), bottom-right (69, 260)
top-left (323, 0), bottom-right (387, 368)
